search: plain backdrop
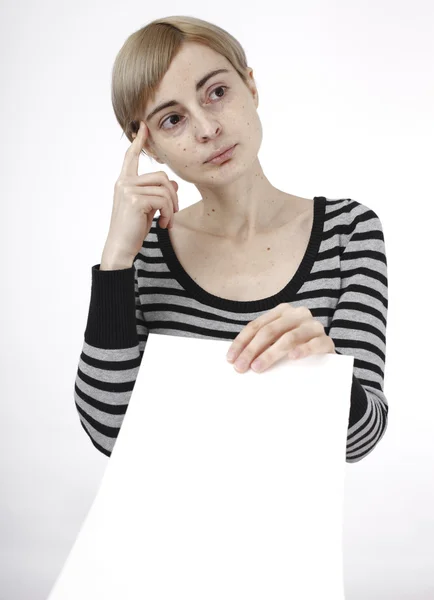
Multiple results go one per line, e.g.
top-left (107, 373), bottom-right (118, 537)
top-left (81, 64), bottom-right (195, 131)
top-left (1, 1), bottom-right (433, 599)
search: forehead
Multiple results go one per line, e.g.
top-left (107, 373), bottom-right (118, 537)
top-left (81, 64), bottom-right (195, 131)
top-left (154, 42), bottom-right (233, 94)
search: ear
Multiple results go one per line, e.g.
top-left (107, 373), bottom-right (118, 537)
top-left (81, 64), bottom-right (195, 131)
top-left (245, 67), bottom-right (259, 108)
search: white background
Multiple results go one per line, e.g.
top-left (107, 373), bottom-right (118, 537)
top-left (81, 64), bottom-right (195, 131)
top-left (1, 1), bottom-right (433, 599)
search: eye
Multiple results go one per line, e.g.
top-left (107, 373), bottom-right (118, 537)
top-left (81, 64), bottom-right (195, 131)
top-left (159, 86), bottom-right (229, 130)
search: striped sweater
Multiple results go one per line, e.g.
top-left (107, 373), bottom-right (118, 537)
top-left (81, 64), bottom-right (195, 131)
top-left (75, 196), bottom-right (389, 463)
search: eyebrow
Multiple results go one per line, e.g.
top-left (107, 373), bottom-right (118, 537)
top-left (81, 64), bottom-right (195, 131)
top-left (145, 68), bottom-right (230, 122)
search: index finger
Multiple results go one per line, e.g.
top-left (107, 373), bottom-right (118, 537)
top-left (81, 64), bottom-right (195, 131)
top-left (121, 120), bottom-right (148, 178)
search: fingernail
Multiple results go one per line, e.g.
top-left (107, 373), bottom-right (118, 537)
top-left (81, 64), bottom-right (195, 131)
top-left (226, 349), bottom-right (236, 362)
top-left (234, 358), bottom-right (248, 371)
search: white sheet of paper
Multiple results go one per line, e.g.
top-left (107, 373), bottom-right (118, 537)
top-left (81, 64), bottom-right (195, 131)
top-left (49, 332), bottom-right (353, 600)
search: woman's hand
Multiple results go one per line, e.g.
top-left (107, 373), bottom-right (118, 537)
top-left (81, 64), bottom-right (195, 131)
top-left (226, 303), bottom-right (336, 373)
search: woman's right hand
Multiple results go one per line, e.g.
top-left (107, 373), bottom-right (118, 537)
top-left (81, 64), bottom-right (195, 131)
top-left (104, 120), bottom-right (179, 263)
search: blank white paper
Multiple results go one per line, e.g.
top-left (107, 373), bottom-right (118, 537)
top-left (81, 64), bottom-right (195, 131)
top-left (48, 332), bottom-right (354, 600)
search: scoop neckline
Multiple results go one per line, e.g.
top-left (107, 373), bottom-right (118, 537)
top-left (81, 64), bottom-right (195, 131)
top-left (155, 196), bottom-right (326, 313)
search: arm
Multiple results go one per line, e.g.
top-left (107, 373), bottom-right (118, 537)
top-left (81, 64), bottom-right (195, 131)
top-left (327, 202), bottom-right (389, 463)
top-left (74, 263), bottom-right (148, 457)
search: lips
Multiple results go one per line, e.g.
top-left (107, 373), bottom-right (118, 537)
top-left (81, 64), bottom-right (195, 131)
top-left (205, 144), bottom-right (236, 163)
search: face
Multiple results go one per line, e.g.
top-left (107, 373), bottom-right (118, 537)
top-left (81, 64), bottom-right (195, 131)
top-left (142, 41), bottom-right (263, 185)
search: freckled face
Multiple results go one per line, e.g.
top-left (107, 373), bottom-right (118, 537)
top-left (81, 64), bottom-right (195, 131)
top-left (143, 42), bottom-right (263, 185)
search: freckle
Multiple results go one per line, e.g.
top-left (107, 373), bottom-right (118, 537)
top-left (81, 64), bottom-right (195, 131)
top-left (207, 213), bottom-right (210, 216)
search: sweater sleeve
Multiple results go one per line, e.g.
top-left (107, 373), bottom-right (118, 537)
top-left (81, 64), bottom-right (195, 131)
top-left (74, 263), bottom-right (149, 457)
top-left (326, 202), bottom-right (389, 463)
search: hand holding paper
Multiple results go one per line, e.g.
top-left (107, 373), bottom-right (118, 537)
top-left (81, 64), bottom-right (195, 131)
top-left (225, 303), bottom-right (336, 373)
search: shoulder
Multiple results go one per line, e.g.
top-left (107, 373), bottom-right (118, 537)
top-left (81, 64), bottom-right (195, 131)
top-left (323, 197), bottom-right (384, 229)
top-left (321, 198), bottom-right (386, 260)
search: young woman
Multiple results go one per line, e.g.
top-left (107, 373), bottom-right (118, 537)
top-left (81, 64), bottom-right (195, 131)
top-left (75, 16), bottom-right (388, 463)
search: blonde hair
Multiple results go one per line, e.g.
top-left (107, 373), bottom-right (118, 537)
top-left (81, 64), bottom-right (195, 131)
top-left (111, 15), bottom-right (250, 158)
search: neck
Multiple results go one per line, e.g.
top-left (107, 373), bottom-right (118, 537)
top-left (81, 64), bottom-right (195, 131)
top-left (195, 156), bottom-right (291, 242)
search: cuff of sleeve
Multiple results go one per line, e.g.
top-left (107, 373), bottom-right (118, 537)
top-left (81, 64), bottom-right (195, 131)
top-left (83, 264), bottom-right (139, 349)
top-left (348, 374), bottom-right (369, 427)
top-left (335, 350), bottom-right (369, 426)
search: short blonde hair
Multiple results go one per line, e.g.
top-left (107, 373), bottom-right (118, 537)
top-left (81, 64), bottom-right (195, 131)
top-left (111, 15), bottom-right (250, 157)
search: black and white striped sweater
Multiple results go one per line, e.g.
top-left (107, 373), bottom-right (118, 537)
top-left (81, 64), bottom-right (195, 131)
top-left (75, 196), bottom-right (389, 463)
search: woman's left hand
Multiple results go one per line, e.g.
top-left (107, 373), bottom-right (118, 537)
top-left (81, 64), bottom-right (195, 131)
top-left (226, 303), bottom-right (336, 373)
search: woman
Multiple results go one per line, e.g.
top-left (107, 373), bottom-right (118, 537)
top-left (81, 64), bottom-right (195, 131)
top-left (75, 15), bottom-right (388, 463)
